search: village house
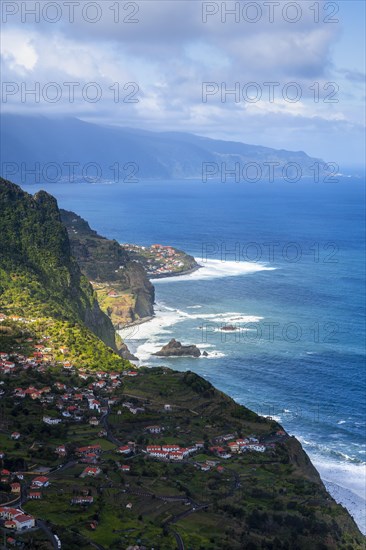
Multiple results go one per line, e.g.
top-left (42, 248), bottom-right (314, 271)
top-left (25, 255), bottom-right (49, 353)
top-left (81, 466), bottom-right (101, 477)
top-left (120, 465), bottom-right (130, 472)
top-left (28, 491), bottom-right (42, 499)
top-left (10, 483), bottom-right (21, 494)
top-left (76, 445), bottom-right (102, 457)
top-left (146, 445), bottom-right (162, 453)
top-left (209, 446), bottom-right (232, 459)
top-left (149, 449), bottom-right (168, 459)
top-left (245, 444), bottom-right (266, 453)
top-left (169, 451), bottom-right (184, 461)
top-left (0, 508), bottom-right (20, 520)
top-left (1, 469), bottom-right (11, 483)
top-left (162, 445), bottom-right (180, 452)
top-left (145, 425), bottom-right (162, 434)
top-left (0, 508), bottom-right (35, 531)
top-left (117, 445), bottom-right (131, 455)
top-left (43, 416), bottom-right (62, 425)
top-left (228, 441), bottom-right (239, 453)
top-left (88, 399), bottom-right (101, 412)
top-left (71, 496), bottom-right (94, 505)
top-left (55, 445), bottom-right (67, 457)
top-left (10, 432), bottom-right (20, 440)
top-left (31, 476), bottom-right (49, 488)
top-left (6, 514), bottom-right (35, 531)
top-left (107, 290), bottom-right (118, 298)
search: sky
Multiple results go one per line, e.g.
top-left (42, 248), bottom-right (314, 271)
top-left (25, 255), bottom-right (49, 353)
top-left (1, 0), bottom-right (365, 168)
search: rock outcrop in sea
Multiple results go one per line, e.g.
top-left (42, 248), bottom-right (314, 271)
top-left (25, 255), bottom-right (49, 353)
top-left (154, 339), bottom-right (201, 357)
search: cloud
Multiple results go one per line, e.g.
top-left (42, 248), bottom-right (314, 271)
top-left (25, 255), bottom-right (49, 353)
top-left (1, 29), bottom-right (38, 73)
top-left (0, 0), bottom-right (364, 165)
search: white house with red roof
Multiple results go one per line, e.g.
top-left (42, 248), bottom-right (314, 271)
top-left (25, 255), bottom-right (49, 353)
top-left (81, 466), bottom-right (101, 477)
top-left (146, 445), bottom-right (161, 453)
top-left (88, 399), bottom-right (101, 412)
top-left (31, 476), bottom-right (49, 488)
top-left (117, 446), bottom-right (131, 455)
top-left (149, 449), bottom-right (168, 459)
top-left (9, 514), bottom-right (35, 531)
top-left (0, 508), bottom-right (35, 531)
top-left (169, 451), bottom-right (184, 461)
top-left (161, 445), bottom-right (180, 452)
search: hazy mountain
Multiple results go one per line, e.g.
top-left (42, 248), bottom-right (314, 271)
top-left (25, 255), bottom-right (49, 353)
top-left (1, 114), bottom-right (327, 184)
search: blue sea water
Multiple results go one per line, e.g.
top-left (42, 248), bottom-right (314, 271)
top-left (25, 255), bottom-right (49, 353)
top-left (25, 179), bottom-right (366, 527)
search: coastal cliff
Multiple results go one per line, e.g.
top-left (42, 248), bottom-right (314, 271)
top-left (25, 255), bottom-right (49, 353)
top-left (0, 179), bottom-right (364, 548)
top-left (0, 177), bottom-right (129, 369)
top-left (60, 209), bottom-right (155, 328)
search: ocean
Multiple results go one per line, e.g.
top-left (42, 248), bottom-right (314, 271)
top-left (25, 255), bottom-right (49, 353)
top-left (25, 179), bottom-right (366, 532)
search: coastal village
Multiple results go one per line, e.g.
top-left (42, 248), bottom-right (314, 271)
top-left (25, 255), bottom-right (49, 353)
top-left (0, 312), bottom-right (289, 549)
top-left (120, 244), bottom-right (198, 278)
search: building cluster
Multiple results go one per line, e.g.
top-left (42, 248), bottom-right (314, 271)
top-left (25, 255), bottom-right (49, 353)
top-left (145, 441), bottom-right (204, 461)
top-left (0, 508), bottom-right (35, 532)
top-left (121, 243), bottom-right (187, 276)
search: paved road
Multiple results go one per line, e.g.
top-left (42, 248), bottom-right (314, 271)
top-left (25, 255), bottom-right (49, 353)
top-left (101, 411), bottom-right (124, 447)
top-left (36, 519), bottom-right (59, 549)
top-left (172, 529), bottom-right (185, 550)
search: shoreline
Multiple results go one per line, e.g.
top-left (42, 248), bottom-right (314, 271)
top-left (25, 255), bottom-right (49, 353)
top-left (115, 264), bottom-right (202, 332)
top-left (120, 299), bottom-right (366, 535)
top-left (149, 263), bottom-right (202, 280)
top-left (321, 477), bottom-right (366, 535)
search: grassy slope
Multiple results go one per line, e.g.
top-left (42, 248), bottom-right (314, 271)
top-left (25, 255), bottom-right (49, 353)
top-left (0, 178), bottom-right (129, 371)
top-left (0, 361), bottom-right (362, 549)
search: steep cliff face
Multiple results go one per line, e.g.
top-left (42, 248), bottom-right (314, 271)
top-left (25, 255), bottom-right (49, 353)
top-left (0, 178), bottom-right (119, 351)
top-left (60, 209), bottom-right (155, 327)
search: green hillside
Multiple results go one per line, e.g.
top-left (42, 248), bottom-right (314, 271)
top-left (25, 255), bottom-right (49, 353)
top-left (0, 178), bottom-right (129, 371)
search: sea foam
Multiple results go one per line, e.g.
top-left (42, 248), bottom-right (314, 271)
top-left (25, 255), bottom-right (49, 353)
top-left (152, 258), bottom-right (276, 282)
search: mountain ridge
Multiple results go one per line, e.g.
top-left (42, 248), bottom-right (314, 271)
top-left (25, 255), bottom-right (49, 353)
top-left (0, 177), bottom-right (129, 370)
top-left (60, 208), bottom-right (155, 329)
top-left (1, 114), bottom-right (327, 183)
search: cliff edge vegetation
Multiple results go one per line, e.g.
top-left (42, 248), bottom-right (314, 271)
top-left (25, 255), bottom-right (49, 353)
top-left (0, 178), bottom-right (129, 371)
